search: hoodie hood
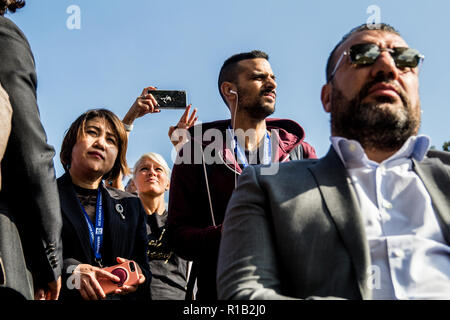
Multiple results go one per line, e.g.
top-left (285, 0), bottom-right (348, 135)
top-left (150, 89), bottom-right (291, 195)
top-left (184, 118), bottom-right (307, 174)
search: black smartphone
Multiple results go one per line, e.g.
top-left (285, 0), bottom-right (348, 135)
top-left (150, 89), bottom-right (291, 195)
top-left (147, 90), bottom-right (187, 109)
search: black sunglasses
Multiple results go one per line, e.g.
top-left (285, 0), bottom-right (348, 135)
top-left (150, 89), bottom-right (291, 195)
top-left (329, 43), bottom-right (424, 81)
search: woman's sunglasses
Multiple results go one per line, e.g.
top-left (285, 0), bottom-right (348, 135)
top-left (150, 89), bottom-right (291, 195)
top-left (329, 43), bottom-right (424, 81)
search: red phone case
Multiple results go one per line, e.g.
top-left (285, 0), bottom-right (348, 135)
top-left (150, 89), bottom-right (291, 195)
top-left (98, 261), bottom-right (140, 295)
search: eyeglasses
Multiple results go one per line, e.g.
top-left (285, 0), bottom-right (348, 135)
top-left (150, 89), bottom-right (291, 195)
top-left (329, 43), bottom-right (424, 81)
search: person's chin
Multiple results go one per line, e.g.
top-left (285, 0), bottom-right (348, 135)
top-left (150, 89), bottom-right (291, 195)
top-left (363, 92), bottom-right (401, 105)
top-left (261, 102), bottom-right (275, 114)
top-left (86, 164), bottom-right (108, 176)
top-left (361, 98), bottom-right (403, 113)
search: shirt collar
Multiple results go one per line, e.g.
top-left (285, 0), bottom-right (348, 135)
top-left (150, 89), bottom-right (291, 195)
top-left (331, 135), bottom-right (430, 169)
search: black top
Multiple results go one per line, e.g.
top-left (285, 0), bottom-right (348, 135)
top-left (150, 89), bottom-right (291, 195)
top-left (146, 210), bottom-right (188, 300)
top-left (73, 185), bottom-right (98, 224)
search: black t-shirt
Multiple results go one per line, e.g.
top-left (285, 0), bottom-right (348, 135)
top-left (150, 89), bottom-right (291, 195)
top-left (146, 210), bottom-right (188, 300)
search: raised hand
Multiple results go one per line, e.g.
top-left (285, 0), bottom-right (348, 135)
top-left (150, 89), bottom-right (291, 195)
top-left (168, 104), bottom-right (198, 148)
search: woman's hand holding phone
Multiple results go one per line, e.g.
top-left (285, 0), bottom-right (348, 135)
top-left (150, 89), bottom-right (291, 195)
top-left (110, 257), bottom-right (146, 295)
top-left (73, 263), bottom-right (121, 300)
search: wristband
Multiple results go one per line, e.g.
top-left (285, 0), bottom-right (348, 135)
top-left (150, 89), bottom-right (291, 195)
top-left (123, 122), bottom-right (133, 132)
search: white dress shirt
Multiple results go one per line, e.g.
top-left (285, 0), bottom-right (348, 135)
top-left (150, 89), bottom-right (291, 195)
top-left (331, 135), bottom-right (450, 299)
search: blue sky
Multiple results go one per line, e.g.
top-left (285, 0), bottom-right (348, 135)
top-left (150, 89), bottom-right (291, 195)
top-left (7, 0), bottom-right (450, 178)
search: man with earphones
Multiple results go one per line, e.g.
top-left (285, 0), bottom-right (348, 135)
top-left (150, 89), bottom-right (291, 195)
top-left (167, 50), bottom-right (316, 300)
top-left (217, 23), bottom-right (450, 300)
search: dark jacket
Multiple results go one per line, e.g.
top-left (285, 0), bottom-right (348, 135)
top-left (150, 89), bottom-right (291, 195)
top-left (217, 148), bottom-right (450, 300)
top-left (167, 118), bottom-right (317, 300)
top-left (57, 173), bottom-right (150, 300)
top-left (0, 16), bottom-right (62, 299)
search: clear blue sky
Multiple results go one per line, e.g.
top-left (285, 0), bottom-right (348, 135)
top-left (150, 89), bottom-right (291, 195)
top-left (7, 0), bottom-right (450, 178)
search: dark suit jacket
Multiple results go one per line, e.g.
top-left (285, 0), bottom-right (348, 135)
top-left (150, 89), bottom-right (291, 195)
top-left (0, 16), bottom-right (62, 299)
top-left (57, 173), bottom-right (151, 300)
top-left (217, 147), bottom-right (450, 299)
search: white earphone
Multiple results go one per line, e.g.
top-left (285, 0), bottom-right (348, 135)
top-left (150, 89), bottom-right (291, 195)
top-left (228, 88), bottom-right (239, 188)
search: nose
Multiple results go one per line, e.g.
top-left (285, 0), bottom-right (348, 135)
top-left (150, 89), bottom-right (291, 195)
top-left (263, 77), bottom-right (277, 94)
top-left (148, 165), bottom-right (158, 176)
top-left (268, 77), bottom-right (277, 90)
top-left (93, 134), bottom-right (107, 150)
top-left (370, 50), bottom-right (399, 80)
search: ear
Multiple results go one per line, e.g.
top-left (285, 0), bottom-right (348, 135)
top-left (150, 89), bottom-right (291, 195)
top-left (321, 83), bottom-right (332, 113)
top-left (220, 82), bottom-right (237, 104)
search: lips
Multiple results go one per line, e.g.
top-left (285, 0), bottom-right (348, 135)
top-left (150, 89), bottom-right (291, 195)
top-left (87, 151), bottom-right (105, 160)
top-left (262, 90), bottom-right (276, 100)
top-left (367, 83), bottom-right (400, 99)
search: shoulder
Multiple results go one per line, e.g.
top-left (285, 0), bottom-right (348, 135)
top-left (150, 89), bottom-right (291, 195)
top-left (426, 150), bottom-right (450, 166)
top-left (244, 158), bottom-right (319, 184)
top-left (248, 147), bottom-right (337, 183)
top-left (266, 118), bottom-right (317, 159)
top-left (104, 186), bottom-right (140, 202)
top-left (57, 173), bottom-right (72, 190)
top-left (188, 119), bottom-right (230, 133)
top-left (103, 187), bottom-right (145, 222)
top-left (266, 157), bottom-right (319, 170)
top-left (300, 141), bottom-right (318, 159)
top-left (0, 16), bottom-right (31, 53)
top-left (0, 17), bottom-right (35, 99)
top-left (0, 16), bottom-right (21, 35)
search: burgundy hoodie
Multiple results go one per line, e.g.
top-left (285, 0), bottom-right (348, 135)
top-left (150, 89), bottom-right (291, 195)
top-left (167, 118), bottom-right (317, 300)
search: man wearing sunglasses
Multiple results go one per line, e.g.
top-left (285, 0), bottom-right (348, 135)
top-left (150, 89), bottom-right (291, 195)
top-left (217, 23), bottom-right (450, 300)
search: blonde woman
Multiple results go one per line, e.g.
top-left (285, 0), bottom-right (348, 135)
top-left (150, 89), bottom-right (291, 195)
top-left (132, 152), bottom-right (188, 300)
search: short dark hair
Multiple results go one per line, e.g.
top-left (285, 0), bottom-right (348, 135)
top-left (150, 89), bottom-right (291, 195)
top-left (0, 0), bottom-right (25, 16)
top-left (218, 50), bottom-right (269, 103)
top-left (60, 109), bottom-right (129, 181)
top-left (325, 23), bottom-right (401, 82)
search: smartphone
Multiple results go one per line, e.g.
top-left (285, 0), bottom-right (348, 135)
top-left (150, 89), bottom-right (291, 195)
top-left (98, 261), bottom-right (140, 295)
top-left (147, 90), bottom-right (187, 109)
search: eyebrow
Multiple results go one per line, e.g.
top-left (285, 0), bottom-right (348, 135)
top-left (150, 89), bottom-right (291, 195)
top-left (138, 163), bottom-right (163, 171)
top-left (86, 124), bottom-right (99, 130)
top-left (86, 124), bottom-right (118, 139)
top-left (250, 71), bottom-right (276, 80)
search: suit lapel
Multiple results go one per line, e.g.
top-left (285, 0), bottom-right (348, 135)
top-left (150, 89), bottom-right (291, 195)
top-left (308, 147), bottom-right (371, 299)
top-left (413, 157), bottom-right (450, 245)
top-left (58, 173), bottom-right (94, 262)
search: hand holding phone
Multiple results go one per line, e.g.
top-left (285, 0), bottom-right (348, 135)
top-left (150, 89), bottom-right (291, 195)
top-left (98, 259), bottom-right (141, 295)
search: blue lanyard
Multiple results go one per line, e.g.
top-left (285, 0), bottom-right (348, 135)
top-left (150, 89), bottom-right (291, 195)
top-left (228, 126), bottom-right (272, 168)
top-left (80, 188), bottom-right (104, 261)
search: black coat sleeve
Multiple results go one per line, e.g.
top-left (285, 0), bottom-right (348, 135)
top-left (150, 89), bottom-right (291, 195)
top-left (0, 17), bottom-right (63, 287)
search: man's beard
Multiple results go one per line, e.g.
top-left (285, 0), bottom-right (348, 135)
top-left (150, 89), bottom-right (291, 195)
top-left (330, 75), bottom-right (420, 151)
top-left (238, 88), bottom-right (275, 120)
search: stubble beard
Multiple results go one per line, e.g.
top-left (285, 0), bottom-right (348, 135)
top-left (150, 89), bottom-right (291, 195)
top-left (330, 76), bottom-right (421, 151)
top-left (238, 90), bottom-right (276, 121)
